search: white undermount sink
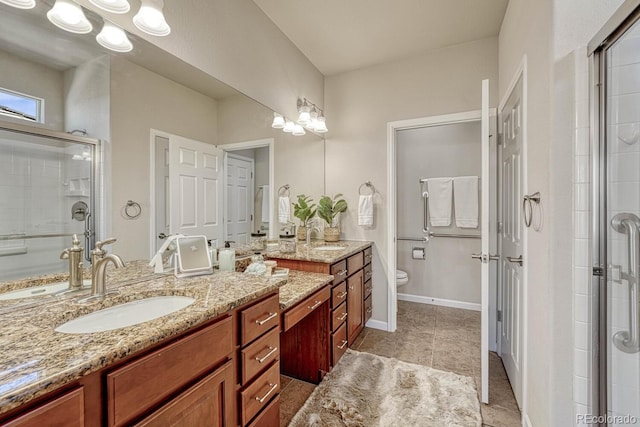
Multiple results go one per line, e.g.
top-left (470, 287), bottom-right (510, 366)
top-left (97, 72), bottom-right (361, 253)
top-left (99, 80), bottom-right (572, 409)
top-left (0, 279), bottom-right (91, 301)
top-left (314, 246), bottom-right (346, 251)
top-left (55, 296), bottom-right (195, 334)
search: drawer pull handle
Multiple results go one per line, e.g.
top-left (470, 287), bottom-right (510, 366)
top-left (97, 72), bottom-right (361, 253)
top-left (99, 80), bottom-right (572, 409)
top-left (366, 271), bottom-right (372, 278)
top-left (255, 346), bottom-right (278, 363)
top-left (366, 308), bottom-right (373, 314)
top-left (337, 340), bottom-right (348, 349)
top-left (255, 383), bottom-right (278, 403)
top-left (255, 312), bottom-right (277, 325)
top-left (365, 254), bottom-right (372, 260)
top-left (336, 269), bottom-right (348, 277)
top-left (338, 313), bottom-right (348, 321)
top-left (308, 300), bottom-right (323, 310)
top-left (348, 285), bottom-right (354, 291)
top-left (336, 291), bottom-right (347, 299)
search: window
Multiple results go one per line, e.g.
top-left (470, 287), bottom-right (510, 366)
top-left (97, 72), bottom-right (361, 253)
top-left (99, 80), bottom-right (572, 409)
top-left (0, 88), bottom-right (43, 123)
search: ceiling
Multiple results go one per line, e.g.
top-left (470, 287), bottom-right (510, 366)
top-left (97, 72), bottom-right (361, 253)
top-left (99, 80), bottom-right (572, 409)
top-left (253, 0), bottom-right (509, 76)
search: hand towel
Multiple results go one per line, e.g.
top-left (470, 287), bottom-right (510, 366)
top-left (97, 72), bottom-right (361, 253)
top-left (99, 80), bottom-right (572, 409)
top-left (426, 177), bottom-right (453, 227)
top-left (261, 185), bottom-right (270, 223)
top-left (358, 194), bottom-right (374, 226)
top-left (278, 196), bottom-right (290, 224)
top-left (453, 176), bottom-right (479, 228)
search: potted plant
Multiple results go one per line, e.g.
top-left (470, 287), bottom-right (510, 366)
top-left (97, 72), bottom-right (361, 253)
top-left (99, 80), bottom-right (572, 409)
top-left (317, 194), bottom-right (348, 242)
top-left (293, 194), bottom-right (317, 241)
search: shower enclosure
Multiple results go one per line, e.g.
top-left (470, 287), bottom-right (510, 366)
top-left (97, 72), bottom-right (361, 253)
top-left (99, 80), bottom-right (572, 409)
top-left (591, 2), bottom-right (640, 424)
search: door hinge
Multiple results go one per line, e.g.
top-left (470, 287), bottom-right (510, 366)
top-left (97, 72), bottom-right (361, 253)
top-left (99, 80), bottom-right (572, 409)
top-left (497, 310), bottom-right (502, 322)
top-left (497, 134), bottom-right (503, 146)
top-left (592, 266), bottom-right (604, 277)
top-left (250, 214), bottom-right (253, 221)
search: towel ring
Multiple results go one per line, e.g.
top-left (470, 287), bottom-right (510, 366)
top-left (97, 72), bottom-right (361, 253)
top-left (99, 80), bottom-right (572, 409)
top-left (359, 181), bottom-right (375, 196)
top-left (123, 200), bottom-right (142, 220)
top-left (278, 184), bottom-right (290, 197)
top-left (523, 192), bottom-right (541, 229)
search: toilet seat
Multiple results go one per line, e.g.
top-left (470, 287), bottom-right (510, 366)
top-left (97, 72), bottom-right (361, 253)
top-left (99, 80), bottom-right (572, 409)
top-left (396, 270), bottom-right (408, 286)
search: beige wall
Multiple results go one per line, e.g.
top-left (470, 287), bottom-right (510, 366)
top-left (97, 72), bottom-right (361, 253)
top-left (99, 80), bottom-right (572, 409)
top-left (75, 0), bottom-right (323, 122)
top-left (0, 49), bottom-right (64, 130)
top-left (324, 37), bottom-right (499, 325)
top-left (109, 57), bottom-right (218, 260)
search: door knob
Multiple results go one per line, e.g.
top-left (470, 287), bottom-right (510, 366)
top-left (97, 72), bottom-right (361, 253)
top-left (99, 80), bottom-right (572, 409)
top-left (506, 255), bottom-right (523, 266)
top-left (158, 233), bottom-right (168, 240)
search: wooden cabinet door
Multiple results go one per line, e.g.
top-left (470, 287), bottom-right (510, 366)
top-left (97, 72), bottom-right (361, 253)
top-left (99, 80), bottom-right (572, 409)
top-left (347, 270), bottom-right (363, 344)
top-left (3, 387), bottom-right (84, 427)
top-left (134, 360), bottom-right (234, 427)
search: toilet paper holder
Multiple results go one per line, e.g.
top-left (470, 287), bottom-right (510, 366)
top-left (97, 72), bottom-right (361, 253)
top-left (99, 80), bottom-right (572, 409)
top-left (412, 247), bottom-right (425, 260)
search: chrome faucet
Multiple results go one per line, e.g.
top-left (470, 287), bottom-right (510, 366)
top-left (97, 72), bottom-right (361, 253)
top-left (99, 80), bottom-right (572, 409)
top-left (306, 224), bottom-right (321, 246)
top-left (60, 234), bottom-right (85, 291)
top-left (90, 238), bottom-right (117, 283)
top-left (78, 254), bottom-right (125, 304)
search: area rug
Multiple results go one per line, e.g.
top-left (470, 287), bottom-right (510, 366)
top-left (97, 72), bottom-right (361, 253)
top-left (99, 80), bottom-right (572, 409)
top-left (289, 349), bottom-right (482, 427)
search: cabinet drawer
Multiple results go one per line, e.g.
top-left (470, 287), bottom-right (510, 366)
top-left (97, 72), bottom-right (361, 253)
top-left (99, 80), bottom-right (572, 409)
top-left (241, 328), bottom-right (280, 385)
top-left (247, 395), bottom-right (279, 427)
top-left (241, 294), bottom-right (280, 346)
top-left (364, 278), bottom-right (372, 299)
top-left (331, 281), bottom-right (347, 308)
top-left (364, 263), bottom-right (372, 283)
top-left (332, 322), bottom-right (348, 366)
top-left (4, 387), bottom-right (84, 427)
top-left (282, 285), bottom-right (330, 332)
top-left (107, 316), bottom-right (233, 427)
top-left (364, 296), bottom-right (372, 324)
top-left (241, 362), bottom-right (280, 426)
top-left (364, 246), bottom-right (372, 265)
top-left (330, 260), bottom-right (348, 286)
top-left (331, 302), bottom-right (347, 332)
top-left (347, 252), bottom-right (364, 276)
top-left (134, 361), bottom-right (234, 427)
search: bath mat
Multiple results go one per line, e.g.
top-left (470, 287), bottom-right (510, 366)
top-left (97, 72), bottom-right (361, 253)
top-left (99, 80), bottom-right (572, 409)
top-left (289, 349), bottom-right (481, 427)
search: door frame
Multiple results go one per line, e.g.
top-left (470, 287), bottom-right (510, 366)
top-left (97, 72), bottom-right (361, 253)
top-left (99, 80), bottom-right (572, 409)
top-left (218, 139), bottom-right (275, 239)
top-left (386, 109), bottom-right (497, 334)
top-left (149, 128), bottom-right (175, 258)
top-left (497, 55), bottom-right (528, 424)
top-left (224, 152), bottom-right (255, 244)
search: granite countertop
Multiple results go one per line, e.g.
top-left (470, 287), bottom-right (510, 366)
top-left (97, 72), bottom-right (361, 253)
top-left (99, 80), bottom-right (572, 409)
top-left (0, 261), bottom-right (287, 415)
top-left (278, 270), bottom-right (334, 310)
top-left (266, 240), bottom-right (372, 264)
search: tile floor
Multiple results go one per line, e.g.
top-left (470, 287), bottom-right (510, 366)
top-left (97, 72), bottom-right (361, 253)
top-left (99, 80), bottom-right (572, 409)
top-left (280, 300), bottom-right (522, 427)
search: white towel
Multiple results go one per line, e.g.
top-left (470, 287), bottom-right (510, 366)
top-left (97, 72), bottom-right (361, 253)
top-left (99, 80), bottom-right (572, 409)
top-left (426, 178), bottom-right (453, 227)
top-left (358, 195), bottom-right (373, 226)
top-left (453, 176), bottom-right (479, 228)
top-left (261, 185), bottom-right (270, 223)
top-left (278, 196), bottom-right (290, 224)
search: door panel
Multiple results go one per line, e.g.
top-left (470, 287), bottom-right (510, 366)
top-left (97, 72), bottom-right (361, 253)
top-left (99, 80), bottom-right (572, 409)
top-left (498, 75), bottom-right (524, 407)
top-left (226, 155), bottom-right (254, 244)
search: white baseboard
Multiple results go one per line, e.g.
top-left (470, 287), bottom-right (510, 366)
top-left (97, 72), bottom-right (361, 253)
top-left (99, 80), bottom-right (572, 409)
top-left (398, 293), bottom-right (481, 312)
top-left (365, 319), bottom-right (388, 331)
top-left (523, 414), bottom-right (532, 427)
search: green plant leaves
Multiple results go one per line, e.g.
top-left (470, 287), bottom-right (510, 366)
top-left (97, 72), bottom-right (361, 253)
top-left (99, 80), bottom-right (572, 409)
top-left (317, 194), bottom-right (348, 227)
top-left (293, 194), bottom-right (316, 226)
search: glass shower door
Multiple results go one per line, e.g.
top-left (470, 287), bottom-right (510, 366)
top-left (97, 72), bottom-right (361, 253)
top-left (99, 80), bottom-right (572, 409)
top-left (605, 17), bottom-right (640, 426)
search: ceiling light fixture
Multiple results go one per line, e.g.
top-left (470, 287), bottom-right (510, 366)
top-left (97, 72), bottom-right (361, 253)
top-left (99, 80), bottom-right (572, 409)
top-left (271, 112), bottom-right (285, 129)
top-left (89, 0), bottom-right (130, 14)
top-left (96, 21), bottom-right (132, 52)
top-left (133, 0), bottom-right (170, 36)
top-left (0, 0), bottom-right (35, 9)
top-left (47, 0), bottom-right (92, 34)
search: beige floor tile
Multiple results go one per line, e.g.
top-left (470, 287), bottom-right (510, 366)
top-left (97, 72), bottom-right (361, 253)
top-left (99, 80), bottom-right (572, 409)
top-left (280, 375), bottom-right (293, 390)
top-left (279, 378), bottom-right (316, 426)
top-left (480, 402), bottom-right (522, 427)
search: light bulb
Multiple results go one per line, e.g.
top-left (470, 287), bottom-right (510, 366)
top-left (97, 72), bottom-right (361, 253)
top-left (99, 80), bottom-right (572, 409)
top-left (0, 0), bottom-right (35, 9)
top-left (283, 120), bottom-right (295, 133)
top-left (315, 116), bottom-right (328, 133)
top-left (89, 0), bottom-right (130, 14)
top-left (133, 0), bottom-right (170, 36)
top-left (292, 124), bottom-right (306, 136)
top-left (96, 21), bottom-right (133, 52)
top-left (47, 0), bottom-right (92, 34)
top-left (271, 113), bottom-right (285, 129)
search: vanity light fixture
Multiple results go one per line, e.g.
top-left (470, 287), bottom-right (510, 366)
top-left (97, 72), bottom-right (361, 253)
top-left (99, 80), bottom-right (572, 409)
top-left (96, 21), bottom-right (132, 52)
top-left (47, 0), bottom-right (92, 34)
top-left (283, 120), bottom-right (295, 133)
top-left (292, 124), bottom-right (306, 136)
top-left (314, 114), bottom-right (328, 133)
top-left (296, 98), bottom-right (328, 134)
top-left (133, 0), bottom-right (171, 36)
top-left (89, 0), bottom-right (130, 14)
top-left (0, 0), bottom-right (35, 9)
top-left (271, 112), bottom-right (285, 129)
top-left (297, 98), bottom-right (311, 125)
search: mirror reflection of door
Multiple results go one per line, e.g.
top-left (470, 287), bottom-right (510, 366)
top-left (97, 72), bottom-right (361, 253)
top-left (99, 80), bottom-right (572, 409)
top-left (225, 153), bottom-right (254, 244)
top-left (154, 135), bottom-right (170, 253)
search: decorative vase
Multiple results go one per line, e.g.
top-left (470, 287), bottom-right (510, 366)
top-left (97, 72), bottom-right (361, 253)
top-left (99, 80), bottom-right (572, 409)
top-left (324, 226), bottom-right (340, 242)
top-left (297, 226), bottom-right (307, 241)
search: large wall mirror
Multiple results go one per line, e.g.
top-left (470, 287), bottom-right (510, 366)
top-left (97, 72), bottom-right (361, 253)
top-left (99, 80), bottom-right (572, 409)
top-left (0, 0), bottom-right (325, 281)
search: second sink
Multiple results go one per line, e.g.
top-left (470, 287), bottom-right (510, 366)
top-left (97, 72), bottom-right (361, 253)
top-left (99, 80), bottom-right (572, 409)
top-left (0, 279), bottom-right (91, 301)
top-left (55, 296), bottom-right (195, 334)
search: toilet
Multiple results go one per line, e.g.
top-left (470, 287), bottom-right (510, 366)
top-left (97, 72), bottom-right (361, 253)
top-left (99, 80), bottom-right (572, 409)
top-left (396, 270), bottom-right (409, 287)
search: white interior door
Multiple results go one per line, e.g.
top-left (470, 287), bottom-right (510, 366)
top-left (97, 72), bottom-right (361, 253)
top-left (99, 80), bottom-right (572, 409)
top-left (225, 154), bottom-right (254, 244)
top-left (498, 75), bottom-right (524, 407)
top-left (480, 79), bottom-right (490, 405)
top-left (169, 135), bottom-right (224, 248)
top-left (154, 135), bottom-right (170, 253)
